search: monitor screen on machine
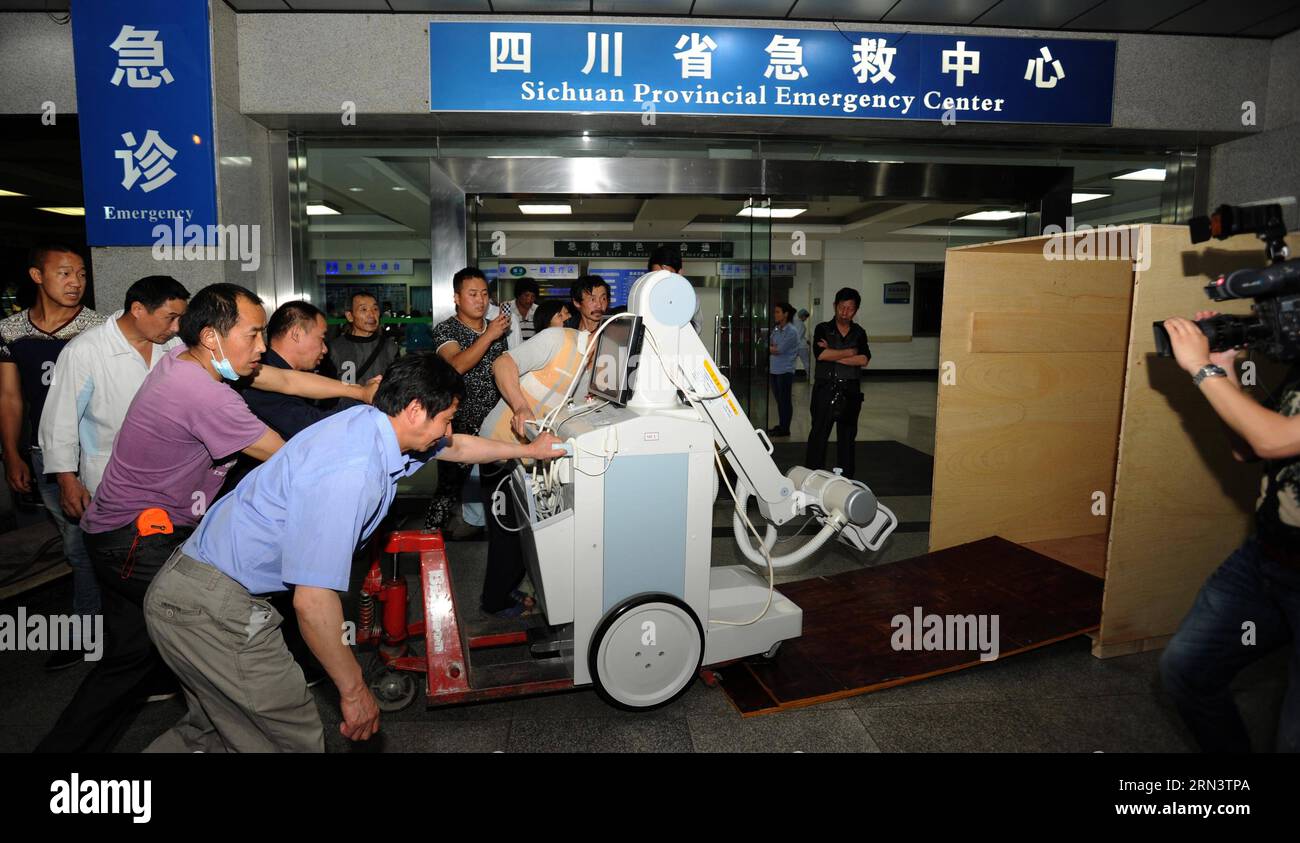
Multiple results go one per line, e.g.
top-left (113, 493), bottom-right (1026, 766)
top-left (589, 315), bottom-right (643, 406)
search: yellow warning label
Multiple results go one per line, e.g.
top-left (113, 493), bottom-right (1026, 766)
top-left (726, 398), bottom-right (739, 416)
top-left (702, 359), bottom-right (725, 393)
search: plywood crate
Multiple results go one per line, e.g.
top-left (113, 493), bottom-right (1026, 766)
top-left (930, 225), bottom-right (1296, 657)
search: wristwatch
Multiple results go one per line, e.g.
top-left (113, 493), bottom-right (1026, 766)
top-left (1192, 364), bottom-right (1228, 386)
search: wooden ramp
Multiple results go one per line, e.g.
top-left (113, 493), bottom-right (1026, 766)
top-left (714, 537), bottom-right (1104, 716)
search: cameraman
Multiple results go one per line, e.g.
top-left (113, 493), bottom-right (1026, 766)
top-left (1160, 310), bottom-right (1300, 753)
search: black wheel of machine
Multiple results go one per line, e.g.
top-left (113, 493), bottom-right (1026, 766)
top-left (369, 669), bottom-right (418, 712)
top-left (588, 593), bottom-right (704, 712)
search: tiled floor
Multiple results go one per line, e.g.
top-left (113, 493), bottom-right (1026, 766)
top-left (0, 376), bottom-right (1289, 753)
top-left (766, 377), bottom-right (940, 457)
top-left (3, 587), bottom-right (1285, 753)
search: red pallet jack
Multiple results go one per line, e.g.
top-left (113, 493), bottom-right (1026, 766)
top-left (356, 529), bottom-right (578, 711)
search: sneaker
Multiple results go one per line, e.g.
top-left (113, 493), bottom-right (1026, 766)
top-left (44, 651), bottom-right (83, 672)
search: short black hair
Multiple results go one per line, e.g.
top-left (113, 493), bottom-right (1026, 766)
top-left (28, 243), bottom-right (82, 272)
top-left (452, 266), bottom-right (487, 294)
top-left (267, 300), bottom-right (325, 340)
top-left (647, 246), bottom-right (683, 273)
top-left (124, 276), bottom-right (190, 313)
top-left (514, 277), bottom-right (539, 298)
top-left (178, 283), bottom-right (263, 347)
top-left (372, 352), bottom-right (466, 420)
top-left (347, 290), bottom-right (377, 312)
top-left (774, 301), bottom-right (795, 320)
top-left (530, 298), bottom-right (569, 333)
top-left (570, 274), bottom-right (610, 304)
top-left (834, 287), bottom-right (861, 310)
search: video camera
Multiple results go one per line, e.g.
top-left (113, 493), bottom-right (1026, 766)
top-left (1152, 203), bottom-right (1300, 362)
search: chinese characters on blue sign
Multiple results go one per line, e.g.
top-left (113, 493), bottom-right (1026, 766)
top-left (322, 259), bottom-right (413, 276)
top-left (71, 0), bottom-right (218, 246)
top-left (429, 23), bottom-right (1114, 125)
top-left (585, 267), bottom-right (645, 309)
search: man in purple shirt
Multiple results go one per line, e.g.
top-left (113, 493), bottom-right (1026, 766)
top-left (143, 354), bottom-right (561, 752)
top-left (36, 283), bottom-right (377, 753)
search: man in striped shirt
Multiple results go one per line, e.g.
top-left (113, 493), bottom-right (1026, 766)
top-left (501, 276), bottom-right (538, 350)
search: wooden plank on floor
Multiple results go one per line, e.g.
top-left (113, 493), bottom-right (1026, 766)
top-left (720, 536), bottom-right (1104, 715)
top-left (713, 663), bottom-right (780, 715)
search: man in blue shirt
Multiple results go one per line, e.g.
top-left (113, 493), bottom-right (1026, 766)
top-left (768, 302), bottom-right (801, 437)
top-left (142, 353), bottom-right (561, 752)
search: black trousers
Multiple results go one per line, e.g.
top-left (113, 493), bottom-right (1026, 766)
top-left (35, 524), bottom-right (191, 753)
top-left (770, 372), bottom-right (794, 431)
top-left (804, 379), bottom-right (864, 480)
top-left (479, 460), bottom-right (526, 613)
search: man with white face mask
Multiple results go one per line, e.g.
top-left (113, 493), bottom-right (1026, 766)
top-left (37, 283), bottom-right (378, 753)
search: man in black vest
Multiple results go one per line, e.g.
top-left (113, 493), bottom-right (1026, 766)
top-left (327, 291), bottom-right (400, 406)
top-left (805, 287), bottom-right (872, 479)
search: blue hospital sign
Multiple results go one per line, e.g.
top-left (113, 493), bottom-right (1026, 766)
top-left (429, 23), bottom-right (1115, 125)
top-left (71, 0), bottom-right (219, 246)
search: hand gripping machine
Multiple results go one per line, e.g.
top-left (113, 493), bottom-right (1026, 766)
top-left (368, 271), bottom-right (897, 712)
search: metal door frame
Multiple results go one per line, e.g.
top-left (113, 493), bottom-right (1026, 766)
top-left (424, 157), bottom-right (1073, 323)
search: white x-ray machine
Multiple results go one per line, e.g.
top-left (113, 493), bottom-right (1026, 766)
top-left (509, 270), bottom-right (897, 709)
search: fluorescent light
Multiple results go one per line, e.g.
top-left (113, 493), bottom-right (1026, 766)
top-left (348, 187), bottom-right (364, 192)
top-left (0, 188), bottom-right (28, 197)
top-left (868, 159), bottom-right (905, 164)
top-left (36, 206), bottom-right (84, 216)
top-left (486, 155), bottom-right (562, 159)
top-left (306, 202), bottom-right (340, 216)
top-left (1072, 192), bottom-right (1111, 204)
top-left (518, 202), bottom-right (572, 215)
top-left (737, 206), bottom-right (806, 219)
top-left (391, 186), bottom-right (407, 191)
top-left (956, 210), bottom-right (1026, 222)
top-left (1113, 168), bottom-right (1166, 182)
top-left (219, 156), bottom-right (252, 166)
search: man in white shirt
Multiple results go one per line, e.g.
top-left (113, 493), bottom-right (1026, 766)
top-left (38, 275), bottom-right (191, 516)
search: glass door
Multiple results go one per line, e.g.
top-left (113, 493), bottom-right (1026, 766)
top-left (717, 197), bottom-right (772, 425)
